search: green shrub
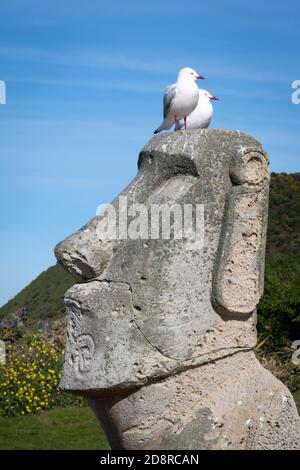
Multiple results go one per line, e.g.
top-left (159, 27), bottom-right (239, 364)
top-left (257, 254), bottom-right (300, 349)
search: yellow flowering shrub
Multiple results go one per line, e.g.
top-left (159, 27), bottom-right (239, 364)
top-left (0, 331), bottom-right (83, 416)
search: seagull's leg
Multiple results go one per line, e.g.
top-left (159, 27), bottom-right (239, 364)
top-left (184, 115), bottom-right (187, 130)
top-left (174, 114), bottom-right (178, 131)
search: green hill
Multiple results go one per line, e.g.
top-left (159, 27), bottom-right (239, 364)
top-left (255, 172), bottom-right (300, 347)
top-left (0, 172), bottom-right (299, 336)
top-left (266, 172), bottom-right (300, 259)
top-left (0, 264), bottom-right (74, 323)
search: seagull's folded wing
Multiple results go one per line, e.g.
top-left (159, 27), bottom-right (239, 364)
top-left (163, 84), bottom-right (177, 119)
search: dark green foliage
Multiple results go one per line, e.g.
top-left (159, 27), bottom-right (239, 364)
top-left (266, 172), bottom-right (300, 259)
top-left (257, 173), bottom-right (300, 349)
top-left (258, 254), bottom-right (300, 347)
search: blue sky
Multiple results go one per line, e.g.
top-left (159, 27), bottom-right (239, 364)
top-left (0, 0), bottom-right (300, 306)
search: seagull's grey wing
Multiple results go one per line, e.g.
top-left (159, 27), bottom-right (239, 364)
top-left (163, 84), bottom-right (177, 119)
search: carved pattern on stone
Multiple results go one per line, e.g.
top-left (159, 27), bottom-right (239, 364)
top-left (72, 333), bottom-right (95, 379)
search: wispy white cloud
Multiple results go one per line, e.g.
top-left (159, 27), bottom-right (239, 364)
top-left (8, 76), bottom-right (162, 93)
top-left (0, 46), bottom-right (174, 73)
top-left (0, 45), bottom-right (292, 84)
top-left (6, 75), bottom-right (290, 104)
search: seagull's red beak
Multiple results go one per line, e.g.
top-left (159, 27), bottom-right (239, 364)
top-left (210, 96), bottom-right (220, 100)
top-left (196, 75), bottom-right (205, 79)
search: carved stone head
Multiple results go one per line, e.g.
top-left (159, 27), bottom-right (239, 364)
top-left (55, 129), bottom-right (270, 396)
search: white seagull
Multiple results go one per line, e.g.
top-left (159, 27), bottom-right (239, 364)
top-left (154, 67), bottom-right (205, 134)
top-left (178, 89), bottom-right (219, 130)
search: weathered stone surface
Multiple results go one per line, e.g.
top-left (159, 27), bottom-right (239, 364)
top-left (89, 352), bottom-right (300, 450)
top-left (55, 129), bottom-right (300, 449)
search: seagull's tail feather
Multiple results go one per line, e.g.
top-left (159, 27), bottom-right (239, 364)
top-left (154, 123), bottom-right (164, 134)
top-left (153, 119), bottom-right (172, 134)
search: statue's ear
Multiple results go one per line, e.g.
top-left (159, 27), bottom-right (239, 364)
top-left (212, 147), bottom-right (270, 317)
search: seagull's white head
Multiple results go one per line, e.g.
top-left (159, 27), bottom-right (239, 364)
top-left (199, 89), bottom-right (220, 101)
top-left (177, 67), bottom-right (205, 82)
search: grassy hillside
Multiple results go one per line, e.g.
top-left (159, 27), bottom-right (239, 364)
top-left (258, 253), bottom-right (300, 345)
top-left (266, 172), bottom-right (300, 259)
top-left (257, 173), bottom-right (300, 348)
top-left (0, 264), bottom-right (74, 322)
top-left (0, 172), bottom-right (299, 332)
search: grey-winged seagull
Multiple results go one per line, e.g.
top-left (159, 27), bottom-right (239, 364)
top-left (154, 67), bottom-right (205, 134)
top-left (178, 89), bottom-right (219, 130)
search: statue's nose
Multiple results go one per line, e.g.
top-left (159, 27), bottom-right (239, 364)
top-left (55, 227), bottom-right (113, 280)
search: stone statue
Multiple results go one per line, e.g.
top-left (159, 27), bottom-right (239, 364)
top-left (55, 129), bottom-right (300, 450)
